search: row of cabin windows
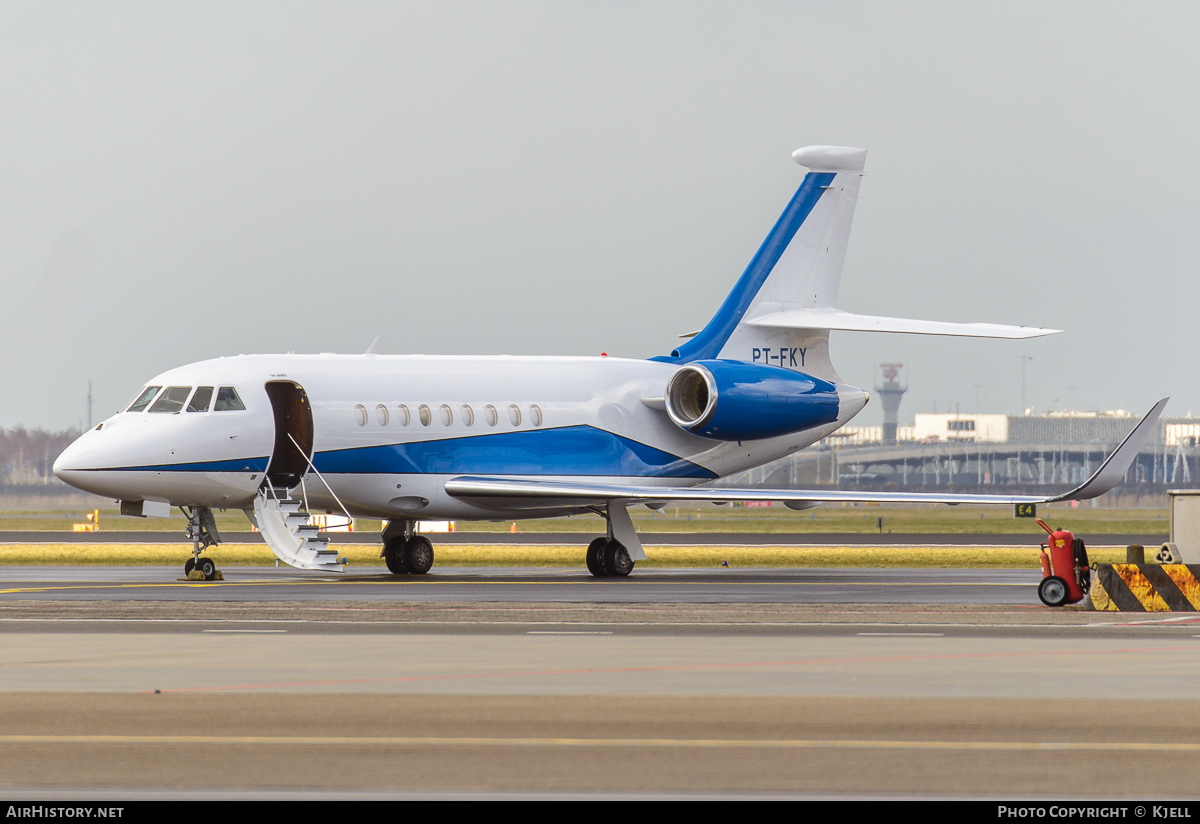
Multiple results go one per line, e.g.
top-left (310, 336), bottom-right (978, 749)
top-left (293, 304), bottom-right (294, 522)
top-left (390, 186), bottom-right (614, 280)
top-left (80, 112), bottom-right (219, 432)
top-left (125, 385), bottom-right (246, 414)
top-left (355, 403), bottom-right (543, 429)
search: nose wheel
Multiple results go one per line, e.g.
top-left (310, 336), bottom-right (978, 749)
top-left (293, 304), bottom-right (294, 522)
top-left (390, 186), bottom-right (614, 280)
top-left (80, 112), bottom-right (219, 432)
top-left (183, 556), bottom-right (220, 581)
top-left (181, 505), bottom-right (223, 581)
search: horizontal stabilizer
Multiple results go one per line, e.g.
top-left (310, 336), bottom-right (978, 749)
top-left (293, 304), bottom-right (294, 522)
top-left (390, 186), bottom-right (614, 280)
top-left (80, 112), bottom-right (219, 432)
top-left (446, 399), bottom-right (1167, 509)
top-left (745, 308), bottom-right (1060, 339)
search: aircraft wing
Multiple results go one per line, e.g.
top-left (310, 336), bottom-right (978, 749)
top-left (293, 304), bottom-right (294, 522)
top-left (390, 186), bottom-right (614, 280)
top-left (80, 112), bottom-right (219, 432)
top-left (445, 398), bottom-right (1168, 510)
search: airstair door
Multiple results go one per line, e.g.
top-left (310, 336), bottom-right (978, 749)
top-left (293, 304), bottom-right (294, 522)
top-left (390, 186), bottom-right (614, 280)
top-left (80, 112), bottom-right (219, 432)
top-left (264, 381), bottom-right (314, 490)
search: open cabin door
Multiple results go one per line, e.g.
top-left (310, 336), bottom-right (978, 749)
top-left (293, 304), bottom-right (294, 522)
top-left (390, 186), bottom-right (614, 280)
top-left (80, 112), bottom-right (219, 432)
top-left (264, 381), bottom-right (314, 489)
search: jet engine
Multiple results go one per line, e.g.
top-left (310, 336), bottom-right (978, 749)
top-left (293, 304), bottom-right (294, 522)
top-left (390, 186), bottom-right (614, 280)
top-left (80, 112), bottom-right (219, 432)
top-left (664, 360), bottom-right (839, 441)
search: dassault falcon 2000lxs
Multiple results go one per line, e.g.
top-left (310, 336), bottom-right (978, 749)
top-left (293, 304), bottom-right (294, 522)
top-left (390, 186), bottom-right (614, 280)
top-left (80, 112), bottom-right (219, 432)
top-left (54, 145), bottom-right (1166, 580)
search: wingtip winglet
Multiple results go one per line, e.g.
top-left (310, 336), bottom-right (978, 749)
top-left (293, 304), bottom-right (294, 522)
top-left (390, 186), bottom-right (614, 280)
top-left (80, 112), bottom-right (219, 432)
top-left (1056, 397), bottom-right (1169, 501)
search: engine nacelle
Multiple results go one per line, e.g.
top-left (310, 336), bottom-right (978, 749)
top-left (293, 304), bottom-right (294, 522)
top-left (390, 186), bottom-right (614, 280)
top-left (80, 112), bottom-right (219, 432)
top-left (664, 360), bottom-right (839, 441)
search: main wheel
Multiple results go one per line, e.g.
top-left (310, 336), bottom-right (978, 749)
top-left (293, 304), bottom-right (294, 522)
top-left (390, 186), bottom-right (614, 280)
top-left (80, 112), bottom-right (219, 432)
top-left (586, 537), bottom-right (610, 577)
top-left (197, 557), bottom-right (217, 581)
top-left (383, 536), bottom-right (409, 574)
top-left (404, 536), bottom-right (434, 575)
top-left (1038, 575), bottom-right (1070, 607)
top-left (604, 540), bottom-right (635, 577)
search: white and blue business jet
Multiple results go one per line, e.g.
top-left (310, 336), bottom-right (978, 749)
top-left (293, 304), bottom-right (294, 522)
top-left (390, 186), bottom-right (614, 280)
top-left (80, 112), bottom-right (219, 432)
top-left (53, 146), bottom-right (1166, 579)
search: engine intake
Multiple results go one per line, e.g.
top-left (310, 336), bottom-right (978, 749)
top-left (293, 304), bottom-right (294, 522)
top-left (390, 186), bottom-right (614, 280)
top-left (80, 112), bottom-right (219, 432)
top-left (664, 360), bottom-right (839, 441)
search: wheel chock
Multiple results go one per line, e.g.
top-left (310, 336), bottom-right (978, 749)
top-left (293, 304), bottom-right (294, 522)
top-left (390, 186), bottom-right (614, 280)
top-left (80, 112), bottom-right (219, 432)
top-left (179, 569), bottom-right (224, 582)
top-left (1087, 564), bottom-right (1200, 611)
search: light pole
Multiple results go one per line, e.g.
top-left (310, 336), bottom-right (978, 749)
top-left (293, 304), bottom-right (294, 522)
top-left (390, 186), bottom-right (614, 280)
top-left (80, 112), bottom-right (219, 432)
top-left (1019, 356), bottom-right (1033, 415)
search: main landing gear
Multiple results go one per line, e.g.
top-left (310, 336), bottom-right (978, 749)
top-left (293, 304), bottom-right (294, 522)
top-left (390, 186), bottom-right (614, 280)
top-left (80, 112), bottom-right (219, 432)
top-left (182, 505), bottom-right (222, 581)
top-left (381, 520), bottom-right (434, 575)
top-left (585, 537), bottom-right (635, 578)
top-left (583, 502), bottom-right (642, 578)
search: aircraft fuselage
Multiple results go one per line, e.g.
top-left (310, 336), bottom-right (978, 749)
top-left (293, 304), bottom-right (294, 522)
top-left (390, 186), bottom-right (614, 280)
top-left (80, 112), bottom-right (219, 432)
top-left (53, 353), bottom-right (868, 521)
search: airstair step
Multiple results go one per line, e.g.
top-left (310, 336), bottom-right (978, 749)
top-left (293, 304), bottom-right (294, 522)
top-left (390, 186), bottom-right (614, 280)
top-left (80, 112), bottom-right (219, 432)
top-left (253, 487), bottom-right (344, 573)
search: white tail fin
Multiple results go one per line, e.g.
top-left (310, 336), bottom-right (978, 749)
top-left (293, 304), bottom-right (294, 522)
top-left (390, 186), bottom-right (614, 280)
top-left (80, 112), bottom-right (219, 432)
top-left (665, 146), bottom-right (866, 381)
top-left (661, 145), bottom-right (1057, 382)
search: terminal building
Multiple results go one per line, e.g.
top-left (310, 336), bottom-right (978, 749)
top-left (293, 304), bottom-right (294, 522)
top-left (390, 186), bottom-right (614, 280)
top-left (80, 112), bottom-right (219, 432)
top-left (736, 408), bottom-right (1199, 501)
top-left (730, 364), bottom-right (1199, 501)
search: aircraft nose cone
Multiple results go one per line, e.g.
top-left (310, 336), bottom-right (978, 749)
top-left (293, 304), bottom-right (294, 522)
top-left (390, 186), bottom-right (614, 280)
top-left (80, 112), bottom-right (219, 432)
top-left (53, 435), bottom-right (92, 487)
top-left (53, 444), bottom-right (76, 482)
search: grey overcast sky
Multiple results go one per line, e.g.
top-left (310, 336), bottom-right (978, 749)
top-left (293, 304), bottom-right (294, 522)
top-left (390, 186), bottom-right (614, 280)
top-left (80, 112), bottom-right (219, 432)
top-left (2, 1), bottom-right (1197, 430)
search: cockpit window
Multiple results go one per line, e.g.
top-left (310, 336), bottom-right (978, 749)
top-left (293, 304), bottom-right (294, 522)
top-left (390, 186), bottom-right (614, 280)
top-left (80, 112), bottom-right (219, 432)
top-left (214, 387), bottom-right (246, 411)
top-left (149, 386), bottom-right (193, 414)
top-left (187, 387), bottom-right (214, 413)
top-left (126, 386), bottom-right (162, 413)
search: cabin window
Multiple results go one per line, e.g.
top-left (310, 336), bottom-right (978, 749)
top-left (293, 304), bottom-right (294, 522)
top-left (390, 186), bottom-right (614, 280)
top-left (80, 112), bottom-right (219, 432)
top-left (354, 404), bottom-right (368, 426)
top-left (485, 405), bottom-right (498, 426)
top-left (440, 404), bottom-right (453, 426)
top-left (126, 386), bottom-right (161, 413)
top-left (508, 404), bottom-right (522, 426)
top-left (187, 387), bottom-right (214, 413)
top-left (461, 405), bottom-right (475, 426)
top-left (149, 386), bottom-right (192, 414)
top-left (214, 387), bottom-right (246, 411)
top-left (419, 404), bottom-right (432, 426)
top-left (530, 405), bottom-right (543, 427)
top-left (397, 404), bottom-right (411, 426)
top-left (376, 404), bottom-right (389, 426)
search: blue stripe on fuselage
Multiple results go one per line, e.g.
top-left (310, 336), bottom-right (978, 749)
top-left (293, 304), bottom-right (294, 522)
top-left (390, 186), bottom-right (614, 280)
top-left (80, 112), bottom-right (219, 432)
top-left (312, 425), bottom-right (717, 479)
top-left (113, 457), bottom-right (271, 473)
top-left (659, 171), bottom-right (836, 364)
top-left (107, 426), bottom-right (717, 480)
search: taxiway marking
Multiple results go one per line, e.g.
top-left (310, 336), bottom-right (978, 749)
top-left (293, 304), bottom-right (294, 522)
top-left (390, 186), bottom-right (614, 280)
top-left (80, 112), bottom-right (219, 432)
top-left (0, 578), bottom-right (1029, 595)
top-left (0, 734), bottom-right (1193, 752)
top-left (135, 642), bottom-right (1200, 693)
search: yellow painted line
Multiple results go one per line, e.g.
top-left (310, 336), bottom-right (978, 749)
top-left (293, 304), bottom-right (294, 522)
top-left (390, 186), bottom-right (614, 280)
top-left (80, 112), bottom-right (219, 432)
top-left (0, 734), bottom-right (1194, 752)
top-left (0, 582), bottom-right (318, 595)
top-left (0, 579), bottom-right (1029, 595)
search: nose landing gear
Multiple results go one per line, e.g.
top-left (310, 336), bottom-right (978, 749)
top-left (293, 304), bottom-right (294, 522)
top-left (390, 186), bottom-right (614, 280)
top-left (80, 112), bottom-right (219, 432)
top-left (182, 506), bottom-right (223, 581)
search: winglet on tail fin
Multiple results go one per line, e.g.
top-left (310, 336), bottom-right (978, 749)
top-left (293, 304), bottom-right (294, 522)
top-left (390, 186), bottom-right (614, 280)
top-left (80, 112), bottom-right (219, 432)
top-left (790, 145), bottom-right (867, 172)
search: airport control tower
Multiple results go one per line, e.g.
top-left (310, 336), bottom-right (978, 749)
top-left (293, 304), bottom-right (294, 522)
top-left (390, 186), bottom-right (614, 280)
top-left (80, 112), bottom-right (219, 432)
top-left (876, 363), bottom-right (907, 446)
